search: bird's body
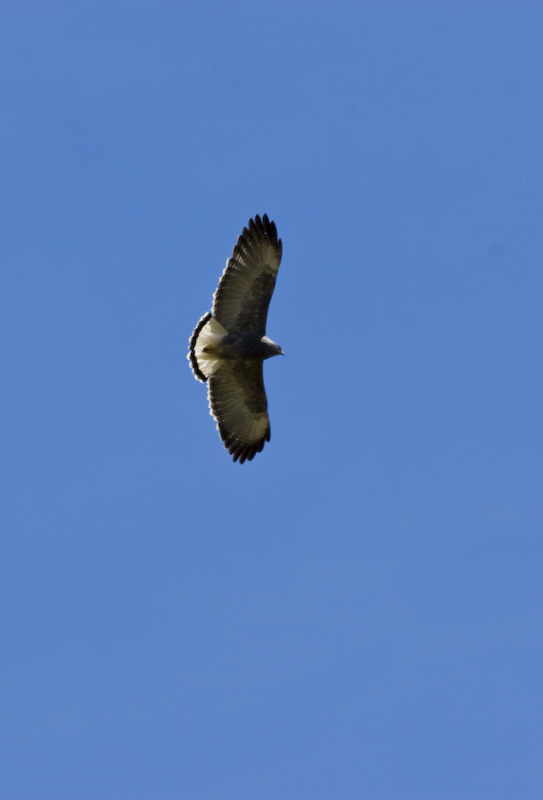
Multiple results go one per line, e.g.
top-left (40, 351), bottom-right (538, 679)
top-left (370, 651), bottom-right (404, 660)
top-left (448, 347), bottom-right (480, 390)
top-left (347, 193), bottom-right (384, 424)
top-left (188, 214), bottom-right (283, 463)
top-left (204, 331), bottom-right (282, 361)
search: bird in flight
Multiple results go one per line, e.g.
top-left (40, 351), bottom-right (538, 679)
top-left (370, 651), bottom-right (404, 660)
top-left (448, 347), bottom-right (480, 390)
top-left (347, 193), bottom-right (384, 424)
top-left (188, 214), bottom-right (283, 463)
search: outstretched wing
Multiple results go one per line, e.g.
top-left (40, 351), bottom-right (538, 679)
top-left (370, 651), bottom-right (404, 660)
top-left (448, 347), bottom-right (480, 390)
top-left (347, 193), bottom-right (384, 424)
top-left (208, 360), bottom-right (270, 463)
top-left (212, 214), bottom-right (282, 335)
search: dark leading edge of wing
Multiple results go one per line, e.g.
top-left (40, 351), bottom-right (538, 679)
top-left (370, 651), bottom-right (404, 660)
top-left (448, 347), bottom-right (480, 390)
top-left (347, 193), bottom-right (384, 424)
top-left (212, 214), bottom-right (282, 335)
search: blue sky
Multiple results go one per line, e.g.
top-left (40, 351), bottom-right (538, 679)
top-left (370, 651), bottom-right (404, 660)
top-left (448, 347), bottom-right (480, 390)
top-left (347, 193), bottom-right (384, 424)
top-left (2, 3), bottom-right (543, 798)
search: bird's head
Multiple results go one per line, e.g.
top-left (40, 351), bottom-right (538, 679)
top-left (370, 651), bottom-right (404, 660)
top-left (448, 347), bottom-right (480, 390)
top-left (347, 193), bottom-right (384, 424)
top-left (261, 336), bottom-right (284, 358)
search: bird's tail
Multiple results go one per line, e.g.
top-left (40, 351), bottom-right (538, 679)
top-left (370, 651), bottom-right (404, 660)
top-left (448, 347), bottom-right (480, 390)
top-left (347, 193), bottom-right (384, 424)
top-left (188, 313), bottom-right (228, 382)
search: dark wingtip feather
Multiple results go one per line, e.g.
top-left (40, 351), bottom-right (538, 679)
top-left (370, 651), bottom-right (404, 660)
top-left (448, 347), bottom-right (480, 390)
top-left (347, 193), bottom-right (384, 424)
top-left (227, 430), bottom-right (269, 464)
top-left (246, 214), bottom-right (281, 253)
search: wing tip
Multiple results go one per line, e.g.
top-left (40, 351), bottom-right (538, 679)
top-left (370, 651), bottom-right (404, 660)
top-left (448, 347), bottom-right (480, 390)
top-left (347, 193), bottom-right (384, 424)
top-left (229, 432), bottom-right (269, 464)
top-left (228, 422), bottom-right (271, 463)
top-left (218, 421), bottom-right (271, 464)
top-left (241, 213), bottom-right (281, 257)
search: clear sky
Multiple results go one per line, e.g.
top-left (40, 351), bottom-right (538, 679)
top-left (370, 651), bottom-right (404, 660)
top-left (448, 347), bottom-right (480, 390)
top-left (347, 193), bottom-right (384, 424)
top-left (2, 3), bottom-right (543, 799)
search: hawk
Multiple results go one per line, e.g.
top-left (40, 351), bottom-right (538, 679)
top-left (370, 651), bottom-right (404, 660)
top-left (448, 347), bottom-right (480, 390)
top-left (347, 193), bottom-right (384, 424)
top-left (188, 214), bottom-right (283, 463)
